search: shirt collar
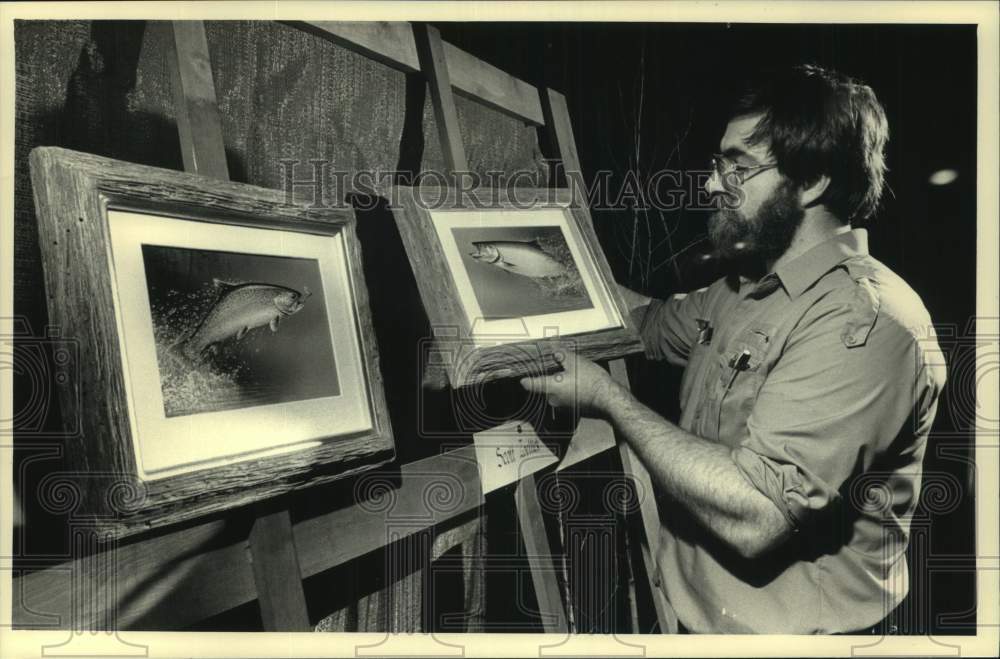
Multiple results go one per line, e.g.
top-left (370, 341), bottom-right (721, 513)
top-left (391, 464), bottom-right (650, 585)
top-left (772, 228), bottom-right (870, 299)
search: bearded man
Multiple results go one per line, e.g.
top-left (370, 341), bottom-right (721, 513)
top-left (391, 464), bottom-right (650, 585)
top-left (522, 64), bottom-right (947, 634)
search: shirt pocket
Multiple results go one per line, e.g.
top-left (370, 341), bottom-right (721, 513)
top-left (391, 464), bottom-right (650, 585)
top-left (686, 335), bottom-right (715, 374)
top-left (713, 323), bottom-right (776, 444)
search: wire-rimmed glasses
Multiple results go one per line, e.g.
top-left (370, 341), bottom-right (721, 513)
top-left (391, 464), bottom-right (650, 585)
top-left (710, 153), bottom-right (779, 185)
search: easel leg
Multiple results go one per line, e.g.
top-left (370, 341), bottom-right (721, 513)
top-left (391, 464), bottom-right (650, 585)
top-left (248, 509), bottom-right (311, 631)
top-left (515, 472), bottom-right (569, 633)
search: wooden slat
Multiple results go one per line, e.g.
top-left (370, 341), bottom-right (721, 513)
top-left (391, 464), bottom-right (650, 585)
top-left (431, 512), bottom-right (483, 562)
top-left (542, 85), bottom-right (677, 634)
top-left (294, 21), bottom-right (545, 125)
top-left (315, 511), bottom-right (483, 633)
top-left (445, 45), bottom-right (544, 126)
top-left (541, 88), bottom-right (587, 207)
top-left (165, 21), bottom-right (229, 179)
top-left (422, 515), bottom-right (488, 632)
top-left (296, 21), bottom-right (420, 72)
top-left (609, 359), bottom-right (678, 633)
top-left (169, 21), bottom-right (301, 630)
top-left (413, 23), bottom-right (469, 174)
top-left (514, 473), bottom-right (569, 634)
top-left (10, 520), bottom-right (253, 630)
top-left (10, 446), bottom-right (483, 631)
top-left (248, 509), bottom-right (311, 631)
top-left (356, 530), bottom-right (429, 632)
top-left (295, 446), bottom-right (483, 578)
top-left (460, 514), bottom-right (486, 632)
top-left (622, 524), bottom-right (642, 632)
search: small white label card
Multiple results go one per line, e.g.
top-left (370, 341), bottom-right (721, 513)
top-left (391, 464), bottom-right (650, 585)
top-left (473, 420), bottom-right (559, 494)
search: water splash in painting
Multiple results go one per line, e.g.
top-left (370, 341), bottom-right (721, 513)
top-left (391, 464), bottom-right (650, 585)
top-left (531, 233), bottom-right (588, 300)
top-left (151, 283), bottom-right (260, 418)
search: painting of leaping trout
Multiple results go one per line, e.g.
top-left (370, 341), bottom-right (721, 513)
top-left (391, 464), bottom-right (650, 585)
top-left (141, 244), bottom-right (340, 418)
top-left (173, 280), bottom-right (311, 363)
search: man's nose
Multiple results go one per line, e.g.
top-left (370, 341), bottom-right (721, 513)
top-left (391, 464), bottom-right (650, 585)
top-left (704, 169), bottom-right (725, 196)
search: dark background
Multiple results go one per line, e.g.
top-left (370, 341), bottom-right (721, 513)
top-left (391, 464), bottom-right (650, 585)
top-left (13, 20), bottom-right (978, 633)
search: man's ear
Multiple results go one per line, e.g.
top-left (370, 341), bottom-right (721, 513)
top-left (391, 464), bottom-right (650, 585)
top-left (799, 174), bottom-right (831, 208)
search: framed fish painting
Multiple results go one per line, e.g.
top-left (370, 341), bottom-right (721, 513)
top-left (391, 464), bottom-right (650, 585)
top-left (28, 147), bottom-right (394, 538)
top-left (388, 185), bottom-right (644, 387)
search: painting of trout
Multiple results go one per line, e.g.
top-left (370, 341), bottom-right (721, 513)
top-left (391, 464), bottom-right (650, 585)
top-left (141, 244), bottom-right (339, 418)
top-left (468, 240), bottom-right (569, 278)
top-left (173, 280), bottom-right (312, 363)
top-left (452, 225), bottom-right (593, 319)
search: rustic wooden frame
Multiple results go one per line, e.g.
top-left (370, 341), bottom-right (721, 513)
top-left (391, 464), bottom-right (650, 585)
top-left (388, 185), bottom-right (645, 388)
top-left (28, 146), bottom-right (395, 540)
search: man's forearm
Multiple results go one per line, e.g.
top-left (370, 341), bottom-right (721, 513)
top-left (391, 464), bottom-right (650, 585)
top-left (598, 381), bottom-right (791, 558)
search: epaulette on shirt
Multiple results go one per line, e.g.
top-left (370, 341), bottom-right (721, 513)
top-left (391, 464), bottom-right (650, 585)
top-left (839, 259), bottom-right (882, 349)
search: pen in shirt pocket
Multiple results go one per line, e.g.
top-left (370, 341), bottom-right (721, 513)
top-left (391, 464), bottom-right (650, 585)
top-left (725, 349), bottom-right (752, 390)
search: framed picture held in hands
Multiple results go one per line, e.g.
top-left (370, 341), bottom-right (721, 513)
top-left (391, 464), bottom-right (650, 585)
top-left (387, 185), bottom-right (644, 388)
top-left (29, 147), bottom-right (394, 538)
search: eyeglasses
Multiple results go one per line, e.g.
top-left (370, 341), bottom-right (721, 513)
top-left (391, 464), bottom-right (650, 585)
top-left (710, 153), bottom-right (779, 185)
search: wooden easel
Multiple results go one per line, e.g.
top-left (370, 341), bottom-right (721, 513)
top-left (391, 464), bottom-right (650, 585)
top-left (13, 19), bottom-right (674, 635)
top-left (408, 23), bottom-right (677, 634)
top-left (165, 21), bottom-right (312, 630)
top-left (409, 22), bottom-right (569, 633)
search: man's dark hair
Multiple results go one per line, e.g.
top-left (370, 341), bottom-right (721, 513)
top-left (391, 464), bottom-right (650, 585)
top-left (732, 64), bottom-right (889, 222)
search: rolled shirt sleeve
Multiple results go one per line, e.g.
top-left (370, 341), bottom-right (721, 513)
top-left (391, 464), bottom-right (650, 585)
top-left (637, 284), bottom-right (715, 367)
top-left (730, 295), bottom-right (937, 532)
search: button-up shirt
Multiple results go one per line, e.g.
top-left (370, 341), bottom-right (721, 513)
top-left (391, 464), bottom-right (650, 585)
top-left (638, 228), bottom-right (946, 633)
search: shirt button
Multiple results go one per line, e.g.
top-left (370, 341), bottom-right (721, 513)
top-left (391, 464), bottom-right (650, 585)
top-left (846, 335), bottom-right (857, 345)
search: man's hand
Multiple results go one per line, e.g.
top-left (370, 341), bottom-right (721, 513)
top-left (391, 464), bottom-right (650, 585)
top-left (519, 348), bottom-right (625, 416)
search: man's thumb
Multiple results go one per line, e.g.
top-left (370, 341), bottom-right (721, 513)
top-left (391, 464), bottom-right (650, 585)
top-left (520, 376), bottom-right (542, 392)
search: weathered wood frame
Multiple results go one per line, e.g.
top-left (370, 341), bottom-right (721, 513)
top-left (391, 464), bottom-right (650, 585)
top-left (388, 185), bottom-right (645, 388)
top-left (28, 146), bottom-right (395, 539)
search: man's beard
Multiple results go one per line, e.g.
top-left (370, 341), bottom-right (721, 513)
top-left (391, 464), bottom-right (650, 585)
top-left (707, 180), bottom-right (805, 268)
